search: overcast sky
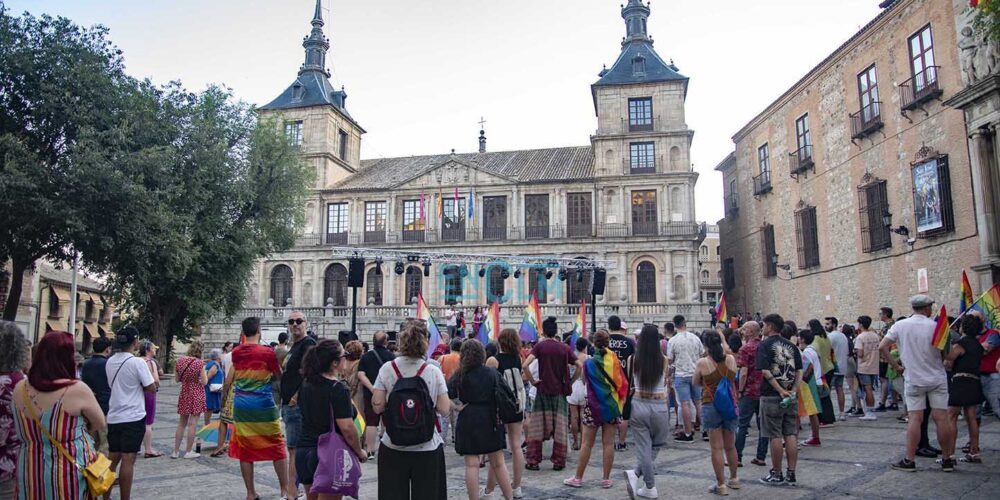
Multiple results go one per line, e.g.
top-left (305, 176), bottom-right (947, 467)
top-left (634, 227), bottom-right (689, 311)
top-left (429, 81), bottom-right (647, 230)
top-left (8, 0), bottom-right (885, 223)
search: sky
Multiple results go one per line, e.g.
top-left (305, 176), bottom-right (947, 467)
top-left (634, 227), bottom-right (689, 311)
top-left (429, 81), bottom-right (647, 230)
top-left (6, 0), bottom-right (886, 224)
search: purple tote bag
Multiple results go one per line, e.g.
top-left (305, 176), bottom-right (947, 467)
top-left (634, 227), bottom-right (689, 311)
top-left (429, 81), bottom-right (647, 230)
top-left (311, 427), bottom-right (362, 498)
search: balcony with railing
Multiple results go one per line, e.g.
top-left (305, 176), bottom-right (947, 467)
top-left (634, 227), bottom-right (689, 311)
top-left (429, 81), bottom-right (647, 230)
top-left (401, 229), bottom-right (425, 243)
top-left (789, 144), bottom-right (815, 178)
top-left (700, 277), bottom-right (722, 287)
top-left (900, 67), bottom-right (942, 111)
top-left (363, 230), bottom-right (386, 244)
top-left (725, 192), bottom-right (738, 217)
top-left (482, 226), bottom-right (507, 241)
top-left (850, 102), bottom-right (883, 139)
top-left (752, 170), bottom-right (772, 196)
top-left (632, 221), bottom-right (658, 236)
top-left (441, 225), bottom-right (466, 242)
top-left (567, 224), bottom-right (592, 238)
top-left (326, 232), bottom-right (348, 245)
top-left (525, 225), bottom-right (549, 239)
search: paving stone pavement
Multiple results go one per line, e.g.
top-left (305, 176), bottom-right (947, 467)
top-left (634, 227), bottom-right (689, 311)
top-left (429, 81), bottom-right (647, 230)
top-left (119, 383), bottom-right (999, 499)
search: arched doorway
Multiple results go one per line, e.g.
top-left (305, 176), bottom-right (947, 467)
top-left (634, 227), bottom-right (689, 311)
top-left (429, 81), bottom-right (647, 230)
top-left (270, 265), bottom-right (293, 307)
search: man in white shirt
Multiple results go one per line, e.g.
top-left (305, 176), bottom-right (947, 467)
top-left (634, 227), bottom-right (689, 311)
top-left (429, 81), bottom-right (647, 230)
top-left (444, 306), bottom-right (458, 337)
top-left (105, 326), bottom-right (156, 500)
top-left (666, 315), bottom-right (704, 442)
top-left (827, 321), bottom-right (849, 419)
top-left (880, 295), bottom-right (956, 473)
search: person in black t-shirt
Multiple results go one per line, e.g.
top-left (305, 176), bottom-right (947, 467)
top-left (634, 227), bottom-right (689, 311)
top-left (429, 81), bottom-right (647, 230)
top-left (295, 339), bottom-right (366, 495)
top-left (279, 311), bottom-right (316, 494)
top-left (755, 314), bottom-right (803, 486)
top-left (607, 316), bottom-right (635, 451)
top-left (81, 336), bottom-right (113, 455)
top-left (357, 331), bottom-right (395, 459)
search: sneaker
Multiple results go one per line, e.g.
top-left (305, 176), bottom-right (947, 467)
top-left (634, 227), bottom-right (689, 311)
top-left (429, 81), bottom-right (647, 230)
top-left (709, 484), bottom-right (729, 496)
top-left (525, 463), bottom-right (540, 471)
top-left (800, 437), bottom-right (821, 447)
top-left (750, 458), bottom-right (767, 466)
top-left (888, 403), bottom-right (899, 411)
top-left (625, 470), bottom-right (640, 500)
top-left (838, 413), bottom-right (847, 421)
top-left (702, 431), bottom-right (709, 442)
top-left (859, 413), bottom-right (877, 421)
top-left (366, 451), bottom-right (376, 462)
top-left (874, 404), bottom-right (887, 412)
top-left (941, 458), bottom-right (955, 472)
top-left (727, 478), bottom-right (741, 490)
top-left (891, 458), bottom-right (917, 471)
top-left (636, 485), bottom-right (659, 498)
top-left (851, 407), bottom-right (865, 416)
top-left (182, 451), bottom-right (200, 459)
top-left (478, 486), bottom-right (495, 500)
top-left (553, 464), bottom-right (565, 471)
top-left (511, 486), bottom-right (524, 499)
top-left (169, 452), bottom-right (179, 459)
top-left (784, 469), bottom-right (796, 486)
top-left (896, 415), bottom-right (909, 423)
top-left (759, 470), bottom-right (784, 485)
top-left (673, 433), bottom-right (694, 443)
top-left (563, 477), bottom-right (583, 488)
top-left (845, 407), bottom-right (858, 416)
top-left (915, 447), bottom-right (938, 458)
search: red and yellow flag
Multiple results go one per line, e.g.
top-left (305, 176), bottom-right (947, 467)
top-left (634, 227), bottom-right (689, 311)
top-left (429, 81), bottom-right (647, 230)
top-left (932, 305), bottom-right (949, 351)
top-left (715, 293), bottom-right (728, 323)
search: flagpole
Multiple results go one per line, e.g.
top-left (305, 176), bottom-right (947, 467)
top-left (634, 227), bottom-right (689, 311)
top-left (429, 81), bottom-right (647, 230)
top-left (948, 286), bottom-right (995, 329)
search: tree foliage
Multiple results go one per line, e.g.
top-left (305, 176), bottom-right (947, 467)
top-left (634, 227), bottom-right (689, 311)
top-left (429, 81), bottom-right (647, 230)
top-left (971, 0), bottom-right (1000, 41)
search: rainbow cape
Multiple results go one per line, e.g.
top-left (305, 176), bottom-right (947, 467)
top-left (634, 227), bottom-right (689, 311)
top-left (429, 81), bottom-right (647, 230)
top-left (416, 295), bottom-right (443, 359)
top-left (960, 270), bottom-right (975, 314)
top-left (715, 293), bottom-right (728, 323)
top-left (476, 301), bottom-right (500, 344)
top-left (932, 305), bottom-right (949, 351)
top-left (797, 377), bottom-right (821, 417)
top-left (518, 291), bottom-right (542, 343)
top-left (569, 300), bottom-right (587, 346)
top-left (583, 349), bottom-right (629, 424)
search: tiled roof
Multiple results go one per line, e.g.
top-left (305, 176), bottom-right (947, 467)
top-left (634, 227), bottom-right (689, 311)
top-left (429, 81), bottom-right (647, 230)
top-left (331, 146), bottom-right (595, 191)
top-left (593, 41), bottom-right (687, 87)
top-left (39, 264), bottom-right (106, 292)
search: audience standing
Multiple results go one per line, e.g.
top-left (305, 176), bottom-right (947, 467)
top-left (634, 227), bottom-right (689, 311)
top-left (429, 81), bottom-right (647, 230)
top-left (106, 327), bottom-right (157, 500)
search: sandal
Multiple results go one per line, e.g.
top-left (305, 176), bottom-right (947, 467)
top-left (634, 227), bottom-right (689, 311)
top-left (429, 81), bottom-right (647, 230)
top-left (210, 445), bottom-right (228, 457)
top-left (600, 479), bottom-right (613, 489)
top-left (959, 453), bottom-right (982, 463)
top-left (143, 452), bottom-right (163, 458)
top-left (572, 443), bottom-right (580, 451)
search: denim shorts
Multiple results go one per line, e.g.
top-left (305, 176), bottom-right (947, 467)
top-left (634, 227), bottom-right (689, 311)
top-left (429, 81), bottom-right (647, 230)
top-left (673, 376), bottom-right (703, 402)
top-left (701, 404), bottom-right (738, 433)
top-left (282, 404), bottom-right (303, 449)
top-left (295, 446), bottom-right (319, 485)
top-left (858, 374), bottom-right (878, 387)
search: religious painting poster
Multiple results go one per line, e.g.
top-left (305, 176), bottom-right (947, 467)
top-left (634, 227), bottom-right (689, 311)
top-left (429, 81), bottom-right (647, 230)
top-left (912, 158), bottom-right (944, 234)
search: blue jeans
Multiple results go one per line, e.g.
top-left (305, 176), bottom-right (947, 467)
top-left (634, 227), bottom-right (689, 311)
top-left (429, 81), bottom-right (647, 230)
top-left (735, 396), bottom-right (768, 462)
top-left (281, 404), bottom-right (303, 449)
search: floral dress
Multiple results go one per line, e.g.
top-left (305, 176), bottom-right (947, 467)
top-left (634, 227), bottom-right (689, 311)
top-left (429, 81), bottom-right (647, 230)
top-left (0, 372), bottom-right (25, 485)
top-left (175, 356), bottom-right (207, 416)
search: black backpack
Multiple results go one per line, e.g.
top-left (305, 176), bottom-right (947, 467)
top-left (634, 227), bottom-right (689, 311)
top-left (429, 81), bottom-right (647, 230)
top-left (494, 371), bottom-right (520, 424)
top-left (383, 361), bottom-right (437, 446)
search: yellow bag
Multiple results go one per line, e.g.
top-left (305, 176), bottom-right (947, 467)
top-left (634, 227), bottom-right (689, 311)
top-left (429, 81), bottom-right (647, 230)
top-left (21, 386), bottom-right (117, 496)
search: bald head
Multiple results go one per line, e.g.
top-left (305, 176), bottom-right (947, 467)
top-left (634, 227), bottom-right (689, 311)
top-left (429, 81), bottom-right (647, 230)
top-left (373, 331), bottom-right (388, 347)
top-left (742, 320), bottom-right (761, 339)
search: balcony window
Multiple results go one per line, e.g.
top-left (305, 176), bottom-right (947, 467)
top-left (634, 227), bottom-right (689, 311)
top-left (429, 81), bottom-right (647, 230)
top-left (566, 193), bottom-right (592, 237)
top-left (443, 265), bottom-right (463, 305)
top-left (483, 196), bottom-right (507, 240)
top-left (528, 267), bottom-right (548, 304)
top-left (364, 201), bottom-right (386, 244)
top-left (629, 142), bottom-right (656, 174)
top-left (487, 266), bottom-right (506, 302)
top-left (794, 205), bottom-right (820, 269)
top-left (404, 268), bottom-right (422, 305)
top-left (442, 198), bottom-right (466, 241)
top-left (902, 25), bottom-right (941, 110)
top-left (402, 199), bottom-right (425, 242)
top-left (524, 194), bottom-right (549, 239)
top-left (725, 178), bottom-right (739, 216)
top-left (761, 224), bottom-right (777, 277)
top-left (365, 268), bottom-right (383, 306)
top-left (270, 264), bottom-right (293, 307)
top-left (326, 203), bottom-right (348, 244)
top-left (631, 190), bottom-right (657, 235)
top-left (628, 97), bottom-right (653, 131)
top-left (753, 143), bottom-right (772, 196)
top-left (324, 264), bottom-right (348, 307)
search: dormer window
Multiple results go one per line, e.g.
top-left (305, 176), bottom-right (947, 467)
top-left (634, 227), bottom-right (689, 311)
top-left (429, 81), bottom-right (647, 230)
top-left (292, 83), bottom-right (304, 100)
top-left (632, 56), bottom-right (646, 76)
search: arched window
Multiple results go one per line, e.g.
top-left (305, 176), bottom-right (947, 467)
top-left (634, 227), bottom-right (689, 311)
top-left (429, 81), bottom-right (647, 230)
top-left (404, 267), bottom-right (422, 305)
top-left (488, 266), bottom-right (506, 303)
top-left (701, 270), bottom-right (710, 280)
top-left (444, 265), bottom-right (463, 305)
top-left (366, 268), bottom-right (383, 306)
top-left (700, 245), bottom-right (708, 257)
top-left (636, 261), bottom-right (656, 303)
top-left (323, 264), bottom-right (348, 307)
top-left (566, 257), bottom-right (592, 306)
top-left (270, 265), bottom-right (294, 307)
top-left (528, 267), bottom-right (548, 304)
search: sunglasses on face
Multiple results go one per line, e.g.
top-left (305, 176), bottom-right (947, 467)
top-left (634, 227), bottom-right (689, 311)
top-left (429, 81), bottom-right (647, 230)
top-left (288, 318), bottom-right (305, 325)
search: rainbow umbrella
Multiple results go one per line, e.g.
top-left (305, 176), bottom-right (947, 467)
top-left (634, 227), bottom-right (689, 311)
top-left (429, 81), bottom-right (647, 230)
top-left (195, 421), bottom-right (231, 445)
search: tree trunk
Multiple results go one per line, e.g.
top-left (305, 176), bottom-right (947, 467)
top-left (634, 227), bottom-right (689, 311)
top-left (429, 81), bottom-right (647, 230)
top-left (148, 299), bottom-right (178, 373)
top-left (2, 258), bottom-right (29, 321)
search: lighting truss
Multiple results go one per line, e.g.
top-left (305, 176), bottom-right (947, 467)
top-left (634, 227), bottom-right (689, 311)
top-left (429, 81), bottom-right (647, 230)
top-left (328, 246), bottom-right (615, 270)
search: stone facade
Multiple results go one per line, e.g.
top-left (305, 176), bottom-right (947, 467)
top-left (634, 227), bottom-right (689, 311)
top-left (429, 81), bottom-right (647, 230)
top-left (202, 1), bottom-right (708, 343)
top-left (717, 0), bottom-right (982, 322)
top-left (698, 224), bottom-right (722, 306)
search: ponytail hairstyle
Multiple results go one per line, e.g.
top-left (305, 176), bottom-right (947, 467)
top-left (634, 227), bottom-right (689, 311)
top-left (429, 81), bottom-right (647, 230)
top-left (591, 328), bottom-right (610, 354)
top-left (301, 339), bottom-right (344, 385)
top-left (702, 329), bottom-right (726, 363)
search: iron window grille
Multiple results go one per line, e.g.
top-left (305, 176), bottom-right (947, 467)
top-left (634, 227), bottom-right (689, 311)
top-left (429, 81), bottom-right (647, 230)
top-left (761, 224), bottom-right (777, 277)
top-left (636, 261), bottom-right (657, 303)
top-left (858, 176), bottom-right (893, 253)
top-left (794, 205), bottom-right (820, 269)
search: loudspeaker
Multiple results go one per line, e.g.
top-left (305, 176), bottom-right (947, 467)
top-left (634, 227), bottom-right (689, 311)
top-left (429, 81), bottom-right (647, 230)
top-left (348, 258), bottom-right (365, 287)
top-left (591, 268), bottom-right (607, 295)
top-left (338, 330), bottom-right (358, 345)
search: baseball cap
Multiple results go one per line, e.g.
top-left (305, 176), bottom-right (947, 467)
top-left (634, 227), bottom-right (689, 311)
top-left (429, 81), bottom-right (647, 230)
top-left (909, 294), bottom-right (935, 308)
top-left (115, 326), bottom-right (139, 347)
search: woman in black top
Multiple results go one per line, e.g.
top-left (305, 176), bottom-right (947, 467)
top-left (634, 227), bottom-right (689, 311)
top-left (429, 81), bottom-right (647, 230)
top-left (485, 329), bottom-right (527, 498)
top-left (945, 315), bottom-right (985, 463)
top-left (449, 339), bottom-right (513, 500)
top-left (296, 339), bottom-right (367, 499)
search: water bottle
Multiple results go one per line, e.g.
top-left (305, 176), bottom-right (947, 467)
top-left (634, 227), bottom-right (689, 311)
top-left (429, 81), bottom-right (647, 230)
top-left (779, 394), bottom-right (795, 408)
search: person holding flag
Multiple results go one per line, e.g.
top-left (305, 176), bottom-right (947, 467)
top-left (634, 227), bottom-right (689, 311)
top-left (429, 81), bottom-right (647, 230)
top-left (518, 292), bottom-right (543, 343)
top-left (944, 314), bottom-right (985, 464)
top-left (880, 295), bottom-right (956, 473)
top-left (568, 300), bottom-right (587, 347)
top-left (477, 301), bottom-right (501, 345)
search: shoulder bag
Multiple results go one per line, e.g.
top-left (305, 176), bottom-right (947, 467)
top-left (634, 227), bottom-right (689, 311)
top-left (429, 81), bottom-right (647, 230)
top-left (208, 361), bottom-right (224, 392)
top-left (20, 386), bottom-right (116, 496)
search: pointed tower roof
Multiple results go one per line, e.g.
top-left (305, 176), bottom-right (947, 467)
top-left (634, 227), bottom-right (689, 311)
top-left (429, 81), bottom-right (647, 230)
top-left (261, 0), bottom-right (360, 128)
top-left (592, 1), bottom-right (686, 88)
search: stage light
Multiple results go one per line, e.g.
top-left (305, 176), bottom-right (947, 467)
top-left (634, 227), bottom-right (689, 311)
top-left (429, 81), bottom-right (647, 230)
top-left (576, 269), bottom-right (583, 283)
top-left (513, 269), bottom-right (521, 279)
top-left (375, 257), bottom-right (383, 275)
top-left (545, 270), bottom-right (554, 280)
top-left (460, 266), bottom-right (469, 277)
top-left (558, 269), bottom-right (567, 281)
top-left (479, 267), bottom-right (486, 278)
top-left (501, 269), bottom-right (510, 280)
top-left (394, 262), bottom-right (405, 275)
top-left (423, 260), bottom-right (432, 277)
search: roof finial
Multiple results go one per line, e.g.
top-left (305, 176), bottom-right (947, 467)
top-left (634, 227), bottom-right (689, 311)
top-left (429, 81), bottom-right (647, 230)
top-left (621, 0), bottom-right (651, 46)
top-left (313, 0), bottom-right (323, 23)
top-left (478, 117), bottom-right (487, 153)
top-left (300, 0), bottom-right (331, 76)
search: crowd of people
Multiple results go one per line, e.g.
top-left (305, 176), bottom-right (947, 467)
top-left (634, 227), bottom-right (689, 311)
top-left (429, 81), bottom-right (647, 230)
top-left (0, 291), bottom-right (997, 499)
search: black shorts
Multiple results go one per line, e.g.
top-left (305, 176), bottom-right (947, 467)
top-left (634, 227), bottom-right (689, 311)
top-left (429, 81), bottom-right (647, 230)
top-left (364, 395), bottom-right (381, 426)
top-left (879, 361), bottom-right (888, 378)
top-left (622, 394), bottom-right (633, 420)
top-left (107, 419), bottom-right (145, 454)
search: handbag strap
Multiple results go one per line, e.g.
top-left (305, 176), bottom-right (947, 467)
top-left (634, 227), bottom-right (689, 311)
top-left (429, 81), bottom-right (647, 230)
top-left (20, 385), bottom-right (83, 471)
top-left (110, 356), bottom-right (129, 389)
top-left (178, 357), bottom-right (194, 381)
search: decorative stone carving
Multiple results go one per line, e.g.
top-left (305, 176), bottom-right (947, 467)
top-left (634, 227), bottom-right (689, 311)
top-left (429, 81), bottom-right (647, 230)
top-left (959, 23), bottom-right (1000, 86)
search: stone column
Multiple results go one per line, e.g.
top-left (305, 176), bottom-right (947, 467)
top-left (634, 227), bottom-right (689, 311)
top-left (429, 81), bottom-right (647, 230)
top-left (664, 251), bottom-right (674, 302)
top-left (388, 194), bottom-right (397, 238)
top-left (970, 128), bottom-right (1000, 260)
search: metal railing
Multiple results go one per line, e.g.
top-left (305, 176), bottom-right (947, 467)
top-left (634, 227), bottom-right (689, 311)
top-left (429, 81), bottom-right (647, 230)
top-left (525, 225), bottom-right (549, 239)
top-left (482, 226), bottom-right (507, 241)
top-left (325, 232), bottom-right (348, 245)
top-left (850, 102), bottom-right (883, 139)
top-left (441, 226), bottom-right (466, 242)
top-left (789, 144), bottom-right (814, 176)
top-left (900, 67), bottom-right (942, 111)
top-left (401, 229), bottom-right (425, 243)
top-left (567, 224), bottom-right (593, 238)
top-left (752, 170), bottom-right (772, 196)
top-left (363, 230), bottom-right (386, 244)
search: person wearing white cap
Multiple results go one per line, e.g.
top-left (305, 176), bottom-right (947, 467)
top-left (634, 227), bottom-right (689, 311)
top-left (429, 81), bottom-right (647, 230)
top-left (880, 295), bottom-right (956, 473)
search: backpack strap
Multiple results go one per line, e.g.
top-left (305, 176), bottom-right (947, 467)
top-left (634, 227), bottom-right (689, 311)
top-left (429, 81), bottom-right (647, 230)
top-left (390, 360), bottom-right (402, 378)
top-left (416, 362), bottom-right (428, 377)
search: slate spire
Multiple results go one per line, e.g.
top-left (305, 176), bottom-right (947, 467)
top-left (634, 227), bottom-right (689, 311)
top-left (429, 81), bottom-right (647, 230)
top-left (300, 0), bottom-right (330, 76)
top-left (622, 0), bottom-right (651, 46)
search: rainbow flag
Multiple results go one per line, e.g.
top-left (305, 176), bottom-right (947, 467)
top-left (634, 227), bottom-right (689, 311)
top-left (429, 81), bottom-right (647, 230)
top-left (932, 304), bottom-right (949, 351)
top-left (352, 402), bottom-right (366, 436)
top-left (797, 377), bottom-right (821, 417)
top-left (416, 295), bottom-right (443, 359)
top-left (960, 270), bottom-right (975, 314)
top-left (715, 293), bottom-right (728, 323)
top-left (476, 301), bottom-right (500, 344)
top-left (518, 291), bottom-right (542, 343)
top-left (569, 300), bottom-right (587, 346)
top-left (583, 349), bottom-right (628, 424)
top-left (979, 284), bottom-right (1000, 329)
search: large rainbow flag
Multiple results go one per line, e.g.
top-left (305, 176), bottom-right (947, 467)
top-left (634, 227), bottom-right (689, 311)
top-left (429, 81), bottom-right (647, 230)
top-left (476, 301), bottom-right (501, 344)
top-left (797, 376), bottom-right (821, 417)
top-left (978, 284), bottom-right (1000, 329)
top-left (583, 349), bottom-right (628, 424)
top-left (416, 295), bottom-right (443, 359)
top-left (518, 291), bottom-right (542, 343)
top-left (960, 270), bottom-right (975, 314)
top-left (932, 304), bottom-right (949, 351)
top-left (569, 300), bottom-right (587, 346)
top-left (715, 293), bottom-right (728, 323)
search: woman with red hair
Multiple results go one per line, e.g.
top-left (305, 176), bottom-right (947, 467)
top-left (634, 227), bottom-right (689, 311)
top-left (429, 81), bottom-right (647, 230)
top-left (12, 331), bottom-right (106, 499)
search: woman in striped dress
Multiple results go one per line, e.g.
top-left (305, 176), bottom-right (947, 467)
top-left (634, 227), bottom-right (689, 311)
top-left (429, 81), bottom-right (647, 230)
top-left (12, 332), bottom-right (105, 500)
